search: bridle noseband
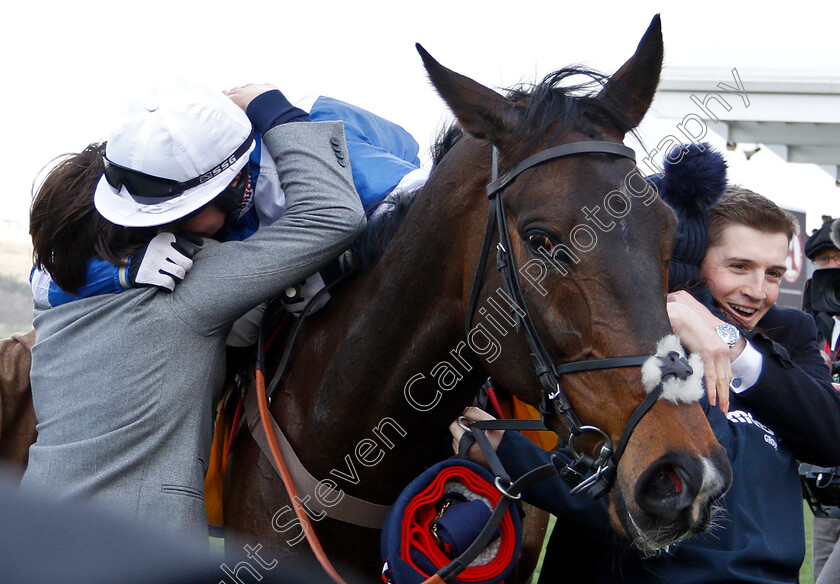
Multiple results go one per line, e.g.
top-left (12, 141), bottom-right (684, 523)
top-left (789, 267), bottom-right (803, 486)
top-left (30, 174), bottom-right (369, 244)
top-left (466, 140), bottom-right (690, 498)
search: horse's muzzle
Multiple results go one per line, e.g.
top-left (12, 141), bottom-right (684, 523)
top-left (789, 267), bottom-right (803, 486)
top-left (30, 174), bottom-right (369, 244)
top-left (631, 448), bottom-right (732, 546)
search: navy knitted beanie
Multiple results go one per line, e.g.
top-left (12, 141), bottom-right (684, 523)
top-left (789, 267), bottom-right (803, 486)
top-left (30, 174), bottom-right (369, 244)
top-left (646, 143), bottom-right (728, 292)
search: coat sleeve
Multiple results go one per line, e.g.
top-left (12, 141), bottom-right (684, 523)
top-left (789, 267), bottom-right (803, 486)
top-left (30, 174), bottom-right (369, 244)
top-left (737, 307), bottom-right (840, 465)
top-left (168, 120), bottom-right (366, 335)
top-left (495, 430), bottom-right (614, 539)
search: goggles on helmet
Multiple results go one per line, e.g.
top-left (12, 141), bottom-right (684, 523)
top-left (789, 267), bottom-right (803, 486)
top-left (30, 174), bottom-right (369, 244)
top-left (102, 129), bottom-right (255, 201)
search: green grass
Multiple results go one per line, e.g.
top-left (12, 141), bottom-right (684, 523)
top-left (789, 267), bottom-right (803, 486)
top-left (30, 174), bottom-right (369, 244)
top-left (803, 501), bottom-right (815, 584)
top-left (209, 536), bottom-right (225, 558)
top-left (531, 514), bottom-right (555, 582)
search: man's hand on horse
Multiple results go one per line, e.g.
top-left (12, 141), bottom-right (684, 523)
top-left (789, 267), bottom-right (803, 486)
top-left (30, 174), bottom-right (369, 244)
top-left (666, 291), bottom-right (735, 414)
top-left (448, 407), bottom-right (504, 468)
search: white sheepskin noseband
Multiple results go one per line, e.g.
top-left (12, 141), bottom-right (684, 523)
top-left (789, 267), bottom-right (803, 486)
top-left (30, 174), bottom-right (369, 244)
top-left (640, 335), bottom-right (704, 403)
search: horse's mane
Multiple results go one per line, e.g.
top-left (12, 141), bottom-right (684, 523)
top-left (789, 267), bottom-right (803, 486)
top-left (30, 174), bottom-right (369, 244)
top-left (431, 123), bottom-right (464, 166)
top-left (353, 65), bottom-right (632, 268)
top-left (354, 190), bottom-right (420, 269)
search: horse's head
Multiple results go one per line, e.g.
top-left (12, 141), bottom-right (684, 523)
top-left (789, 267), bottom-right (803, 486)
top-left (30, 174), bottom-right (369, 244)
top-left (418, 15), bottom-right (731, 552)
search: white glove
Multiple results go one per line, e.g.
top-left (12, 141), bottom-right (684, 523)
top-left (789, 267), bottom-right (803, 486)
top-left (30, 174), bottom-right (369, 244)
top-left (125, 232), bottom-right (202, 292)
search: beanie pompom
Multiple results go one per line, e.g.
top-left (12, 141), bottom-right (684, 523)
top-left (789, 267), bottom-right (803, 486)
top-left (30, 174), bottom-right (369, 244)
top-left (657, 143), bottom-right (728, 217)
top-left (645, 142), bottom-right (728, 292)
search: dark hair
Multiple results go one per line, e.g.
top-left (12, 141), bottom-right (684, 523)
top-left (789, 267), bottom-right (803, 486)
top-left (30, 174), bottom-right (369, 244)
top-left (708, 185), bottom-right (799, 247)
top-left (30, 143), bottom-right (155, 294)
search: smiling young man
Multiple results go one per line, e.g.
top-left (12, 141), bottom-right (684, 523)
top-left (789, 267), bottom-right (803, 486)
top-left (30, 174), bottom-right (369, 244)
top-left (615, 186), bottom-right (840, 583)
top-left (663, 188), bottom-right (797, 413)
top-left (685, 187), bottom-right (799, 403)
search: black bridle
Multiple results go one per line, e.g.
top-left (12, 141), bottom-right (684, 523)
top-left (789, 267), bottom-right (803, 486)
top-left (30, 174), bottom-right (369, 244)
top-left (465, 140), bottom-right (689, 498)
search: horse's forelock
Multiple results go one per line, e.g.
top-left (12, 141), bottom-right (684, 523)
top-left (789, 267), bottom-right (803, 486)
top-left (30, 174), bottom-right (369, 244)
top-left (507, 67), bottom-right (636, 153)
top-left (432, 66), bottom-right (635, 169)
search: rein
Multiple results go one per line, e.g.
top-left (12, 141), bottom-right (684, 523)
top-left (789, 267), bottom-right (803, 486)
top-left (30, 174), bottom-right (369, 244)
top-left (465, 140), bottom-right (675, 498)
top-left (253, 321), bottom-right (352, 584)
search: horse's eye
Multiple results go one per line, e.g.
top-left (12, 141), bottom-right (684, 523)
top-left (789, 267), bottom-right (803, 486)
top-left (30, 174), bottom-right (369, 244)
top-left (526, 232), bottom-right (554, 254)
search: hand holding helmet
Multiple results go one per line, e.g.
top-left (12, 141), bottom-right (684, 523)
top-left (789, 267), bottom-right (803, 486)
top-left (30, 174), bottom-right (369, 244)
top-left (224, 84), bottom-right (281, 112)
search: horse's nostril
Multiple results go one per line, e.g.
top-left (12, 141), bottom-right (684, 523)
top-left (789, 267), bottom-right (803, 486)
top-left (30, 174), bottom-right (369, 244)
top-left (644, 465), bottom-right (684, 501)
top-left (635, 454), bottom-right (703, 521)
top-left (665, 466), bottom-right (684, 494)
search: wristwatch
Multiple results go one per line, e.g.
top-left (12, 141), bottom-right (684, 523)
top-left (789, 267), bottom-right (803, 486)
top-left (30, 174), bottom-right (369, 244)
top-left (715, 323), bottom-right (741, 348)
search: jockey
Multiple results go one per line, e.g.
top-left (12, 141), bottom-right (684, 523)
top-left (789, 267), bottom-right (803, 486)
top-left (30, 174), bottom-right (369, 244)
top-left (30, 94), bottom-right (428, 343)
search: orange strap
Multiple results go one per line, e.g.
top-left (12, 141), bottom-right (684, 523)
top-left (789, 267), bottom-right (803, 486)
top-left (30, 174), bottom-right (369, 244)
top-left (204, 397), bottom-right (230, 528)
top-left (254, 368), bottom-right (352, 584)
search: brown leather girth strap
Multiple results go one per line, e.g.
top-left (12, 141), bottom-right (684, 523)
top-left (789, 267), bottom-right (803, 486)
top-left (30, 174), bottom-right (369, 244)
top-left (243, 387), bottom-right (392, 530)
top-left (249, 370), bottom-right (349, 584)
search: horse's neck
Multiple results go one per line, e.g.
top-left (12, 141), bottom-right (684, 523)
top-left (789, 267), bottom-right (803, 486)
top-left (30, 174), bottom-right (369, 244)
top-left (285, 186), bottom-right (481, 415)
top-left (276, 142), bottom-right (492, 483)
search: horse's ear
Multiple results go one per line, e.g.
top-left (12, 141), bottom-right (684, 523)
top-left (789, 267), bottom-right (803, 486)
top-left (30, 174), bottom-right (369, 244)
top-left (597, 14), bottom-right (663, 129)
top-left (417, 43), bottom-right (522, 147)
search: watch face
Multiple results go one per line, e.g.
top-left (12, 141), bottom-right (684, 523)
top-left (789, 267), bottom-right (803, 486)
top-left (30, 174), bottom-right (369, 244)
top-left (717, 323), bottom-right (740, 346)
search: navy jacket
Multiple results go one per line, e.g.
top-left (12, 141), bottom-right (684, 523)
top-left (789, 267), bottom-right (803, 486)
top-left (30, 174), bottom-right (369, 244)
top-left (501, 301), bottom-right (840, 584)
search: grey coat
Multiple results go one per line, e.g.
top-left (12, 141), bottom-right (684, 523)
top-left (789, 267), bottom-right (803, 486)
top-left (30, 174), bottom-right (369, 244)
top-left (21, 121), bottom-right (366, 539)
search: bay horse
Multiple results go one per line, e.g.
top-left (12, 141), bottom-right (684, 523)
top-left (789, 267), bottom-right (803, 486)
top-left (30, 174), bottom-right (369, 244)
top-left (224, 15), bottom-right (732, 578)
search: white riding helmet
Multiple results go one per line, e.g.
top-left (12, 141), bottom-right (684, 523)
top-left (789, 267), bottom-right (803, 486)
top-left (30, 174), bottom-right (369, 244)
top-left (94, 82), bottom-right (256, 227)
